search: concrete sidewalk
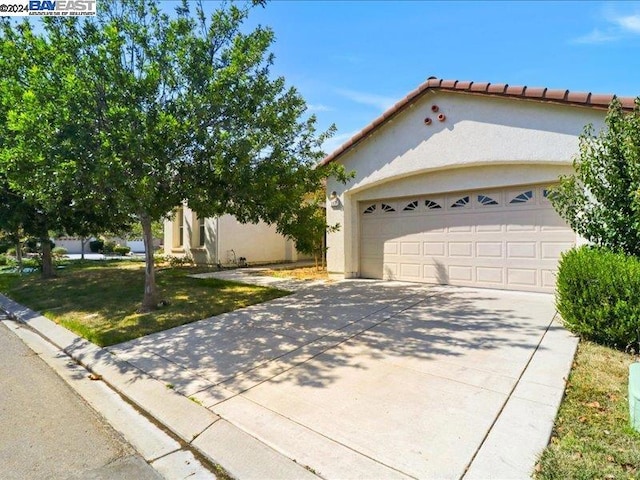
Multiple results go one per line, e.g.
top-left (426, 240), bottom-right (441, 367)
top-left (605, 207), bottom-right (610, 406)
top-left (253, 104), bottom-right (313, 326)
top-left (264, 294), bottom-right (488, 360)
top-left (0, 272), bottom-right (578, 479)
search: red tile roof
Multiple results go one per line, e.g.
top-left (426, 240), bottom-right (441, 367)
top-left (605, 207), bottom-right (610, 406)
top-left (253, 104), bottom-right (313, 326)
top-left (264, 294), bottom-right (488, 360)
top-left (320, 77), bottom-right (637, 166)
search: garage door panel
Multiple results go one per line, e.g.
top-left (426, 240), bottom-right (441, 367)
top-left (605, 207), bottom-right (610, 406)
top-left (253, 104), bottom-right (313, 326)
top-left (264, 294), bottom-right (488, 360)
top-left (383, 262), bottom-right (398, 279)
top-left (477, 223), bottom-right (503, 233)
top-left (400, 242), bottom-right (421, 256)
top-left (541, 242), bottom-right (573, 259)
top-left (541, 270), bottom-right (557, 288)
top-left (476, 267), bottom-right (503, 284)
top-left (423, 242), bottom-right (446, 256)
top-left (449, 265), bottom-right (473, 282)
top-left (507, 242), bottom-right (537, 259)
top-left (449, 242), bottom-right (473, 257)
top-left (400, 263), bottom-right (421, 278)
top-left (476, 242), bottom-right (503, 258)
top-left (384, 242), bottom-right (399, 255)
top-left (360, 185), bottom-right (575, 292)
top-left (507, 268), bottom-right (537, 286)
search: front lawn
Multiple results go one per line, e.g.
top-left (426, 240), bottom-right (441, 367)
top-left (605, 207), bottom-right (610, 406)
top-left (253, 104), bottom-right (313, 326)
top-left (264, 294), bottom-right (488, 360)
top-left (0, 261), bottom-right (288, 346)
top-left (535, 341), bottom-right (640, 479)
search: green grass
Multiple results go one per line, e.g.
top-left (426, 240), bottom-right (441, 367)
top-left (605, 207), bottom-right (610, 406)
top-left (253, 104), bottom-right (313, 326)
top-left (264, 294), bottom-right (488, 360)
top-left (0, 260), bottom-right (288, 347)
top-left (535, 341), bottom-right (640, 479)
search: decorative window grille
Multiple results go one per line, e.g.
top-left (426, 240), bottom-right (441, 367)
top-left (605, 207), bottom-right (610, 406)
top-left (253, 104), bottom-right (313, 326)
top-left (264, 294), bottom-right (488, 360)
top-left (451, 196), bottom-right (470, 208)
top-left (509, 191), bottom-right (534, 204)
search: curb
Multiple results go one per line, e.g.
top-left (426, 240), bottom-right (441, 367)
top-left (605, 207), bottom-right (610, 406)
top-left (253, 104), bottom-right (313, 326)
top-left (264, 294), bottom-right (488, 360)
top-left (0, 294), bottom-right (318, 480)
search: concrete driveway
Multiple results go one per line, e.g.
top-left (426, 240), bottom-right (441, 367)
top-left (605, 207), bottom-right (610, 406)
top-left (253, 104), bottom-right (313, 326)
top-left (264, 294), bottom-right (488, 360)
top-left (109, 279), bottom-right (577, 479)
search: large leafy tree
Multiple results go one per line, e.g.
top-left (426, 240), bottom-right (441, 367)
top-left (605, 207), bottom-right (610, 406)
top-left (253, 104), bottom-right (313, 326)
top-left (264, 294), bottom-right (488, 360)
top-left (1, 1), bottom-right (346, 310)
top-left (0, 19), bottom-right (132, 276)
top-left (550, 98), bottom-right (640, 256)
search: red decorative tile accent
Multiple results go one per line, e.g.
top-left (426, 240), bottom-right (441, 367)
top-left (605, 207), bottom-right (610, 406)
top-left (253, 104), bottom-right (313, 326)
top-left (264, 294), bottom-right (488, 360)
top-left (589, 94), bottom-right (615, 106)
top-left (566, 91), bottom-right (590, 103)
top-left (505, 85), bottom-right (526, 95)
top-left (470, 82), bottom-right (490, 92)
top-left (487, 83), bottom-right (508, 94)
top-left (544, 89), bottom-right (568, 101)
top-left (524, 87), bottom-right (547, 98)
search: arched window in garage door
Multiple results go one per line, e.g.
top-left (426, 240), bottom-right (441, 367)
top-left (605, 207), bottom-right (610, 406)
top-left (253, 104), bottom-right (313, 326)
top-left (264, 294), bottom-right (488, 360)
top-left (363, 204), bottom-right (377, 215)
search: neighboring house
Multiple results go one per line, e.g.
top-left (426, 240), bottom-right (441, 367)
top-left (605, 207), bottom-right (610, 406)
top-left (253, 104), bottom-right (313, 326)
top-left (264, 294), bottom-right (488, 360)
top-left (164, 204), bottom-right (305, 265)
top-left (54, 236), bottom-right (154, 254)
top-left (322, 77), bottom-right (635, 293)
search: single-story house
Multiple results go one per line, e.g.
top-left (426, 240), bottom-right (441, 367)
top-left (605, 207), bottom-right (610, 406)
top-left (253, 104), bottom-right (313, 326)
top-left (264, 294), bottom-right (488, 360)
top-left (323, 77), bottom-right (635, 293)
top-left (163, 204), bottom-right (306, 266)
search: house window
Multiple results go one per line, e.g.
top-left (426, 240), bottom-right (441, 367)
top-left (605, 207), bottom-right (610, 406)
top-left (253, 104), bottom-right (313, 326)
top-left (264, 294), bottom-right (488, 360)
top-left (363, 204), bottom-right (376, 215)
top-left (478, 194), bottom-right (499, 206)
top-left (403, 201), bottom-right (419, 211)
top-left (425, 200), bottom-right (442, 210)
top-left (510, 190), bottom-right (534, 204)
top-left (451, 196), bottom-right (469, 208)
top-left (199, 218), bottom-right (205, 247)
top-left (381, 203), bottom-right (396, 213)
top-left (172, 207), bottom-right (184, 248)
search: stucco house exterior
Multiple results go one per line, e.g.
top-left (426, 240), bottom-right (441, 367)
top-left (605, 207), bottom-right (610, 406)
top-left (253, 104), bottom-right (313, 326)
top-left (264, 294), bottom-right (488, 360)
top-left (163, 204), bottom-right (305, 266)
top-left (323, 77), bottom-right (635, 293)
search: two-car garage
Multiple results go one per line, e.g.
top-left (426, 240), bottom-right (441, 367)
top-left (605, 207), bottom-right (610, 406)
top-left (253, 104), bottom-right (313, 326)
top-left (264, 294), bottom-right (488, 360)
top-left (359, 184), bottom-right (575, 293)
top-left (323, 78), bottom-right (630, 294)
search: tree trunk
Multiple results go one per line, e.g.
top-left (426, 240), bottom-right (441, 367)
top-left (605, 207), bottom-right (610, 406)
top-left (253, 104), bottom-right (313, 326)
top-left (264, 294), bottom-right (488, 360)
top-left (80, 236), bottom-right (86, 260)
top-left (15, 238), bottom-right (22, 268)
top-left (140, 214), bottom-right (159, 311)
top-left (41, 238), bottom-right (54, 278)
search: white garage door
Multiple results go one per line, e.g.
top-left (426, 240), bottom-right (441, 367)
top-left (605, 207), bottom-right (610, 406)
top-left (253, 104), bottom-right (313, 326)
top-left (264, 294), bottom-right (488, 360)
top-left (359, 185), bottom-right (575, 293)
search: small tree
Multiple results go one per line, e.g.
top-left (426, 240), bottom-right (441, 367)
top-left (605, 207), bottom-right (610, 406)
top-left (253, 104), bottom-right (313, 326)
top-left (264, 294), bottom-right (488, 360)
top-left (550, 98), bottom-right (640, 256)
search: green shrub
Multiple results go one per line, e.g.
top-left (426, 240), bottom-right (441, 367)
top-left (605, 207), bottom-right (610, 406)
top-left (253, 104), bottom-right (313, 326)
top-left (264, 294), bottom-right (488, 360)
top-left (556, 246), bottom-right (640, 351)
top-left (113, 245), bottom-right (131, 255)
top-left (52, 246), bottom-right (68, 257)
top-left (89, 239), bottom-right (103, 253)
top-left (102, 240), bottom-right (116, 254)
top-left (6, 247), bottom-right (16, 256)
top-left (0, 254), bottom-right (7, 266)
top-left (167, 255), bottom-right (192, 267)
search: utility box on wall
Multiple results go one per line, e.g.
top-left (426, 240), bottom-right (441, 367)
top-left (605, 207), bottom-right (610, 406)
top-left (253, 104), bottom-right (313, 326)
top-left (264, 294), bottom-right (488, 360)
top-left (630, 363), bottom-right (640, 432)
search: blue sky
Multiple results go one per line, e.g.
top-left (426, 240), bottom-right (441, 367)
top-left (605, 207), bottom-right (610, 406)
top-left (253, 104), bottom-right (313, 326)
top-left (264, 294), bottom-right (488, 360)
top-left (229, 0), bottom-right (640, 153)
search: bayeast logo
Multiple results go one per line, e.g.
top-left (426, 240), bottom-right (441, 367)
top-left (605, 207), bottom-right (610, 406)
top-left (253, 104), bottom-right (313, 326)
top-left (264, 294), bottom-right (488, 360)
top-left (29, 0), bottom-right (96, 15)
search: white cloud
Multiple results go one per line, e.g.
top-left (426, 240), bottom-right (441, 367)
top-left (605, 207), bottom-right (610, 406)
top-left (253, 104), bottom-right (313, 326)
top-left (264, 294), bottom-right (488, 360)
top-left (572, 28), bottom-right (620, 44)
top-left (307, 104), bottom-right (333, 112)
top-left (613, 13), bottom-right (640, 33)
top-left (322, 129), bottom-right (360, 155)
top-left (572, 11), bottom-right (640, 44)
top-left (335, 88), bottom-right (398, 112)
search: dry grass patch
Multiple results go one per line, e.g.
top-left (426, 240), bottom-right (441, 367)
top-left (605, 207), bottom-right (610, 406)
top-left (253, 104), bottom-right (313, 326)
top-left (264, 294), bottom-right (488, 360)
top-left (535, 341), bottom-right (640, 479)
top-left (257, 265), bottom-right (329, 281)
top-left (0, 261), bottom-right (288, 346)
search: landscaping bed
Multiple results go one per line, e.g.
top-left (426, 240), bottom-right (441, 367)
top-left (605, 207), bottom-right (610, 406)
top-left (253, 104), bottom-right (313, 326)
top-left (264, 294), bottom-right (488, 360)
top-left (0, 260), bottom-right (288, 346)
top-left (256, 265), bottom-right (329, 281)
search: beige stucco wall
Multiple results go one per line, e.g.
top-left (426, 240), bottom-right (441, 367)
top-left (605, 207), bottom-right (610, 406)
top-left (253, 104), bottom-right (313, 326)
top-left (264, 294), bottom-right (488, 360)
top-left (326, 91), bottom-right (608, 277)
top-left (163, 206), bottom-right (302, 265)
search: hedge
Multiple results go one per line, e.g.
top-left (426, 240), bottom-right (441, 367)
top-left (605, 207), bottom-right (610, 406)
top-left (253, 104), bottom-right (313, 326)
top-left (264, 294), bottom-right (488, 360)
top-left (556, 245), bottom-right (640, 351)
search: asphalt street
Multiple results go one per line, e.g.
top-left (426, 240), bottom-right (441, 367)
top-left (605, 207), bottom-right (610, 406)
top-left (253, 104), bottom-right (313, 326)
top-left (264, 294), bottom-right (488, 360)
top-left (0, 318), bottom-right (161, 480)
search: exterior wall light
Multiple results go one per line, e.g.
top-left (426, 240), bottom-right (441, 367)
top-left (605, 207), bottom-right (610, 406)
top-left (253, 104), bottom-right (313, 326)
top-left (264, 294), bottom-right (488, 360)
top-left (329, 191), bottom-right (341, 208)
